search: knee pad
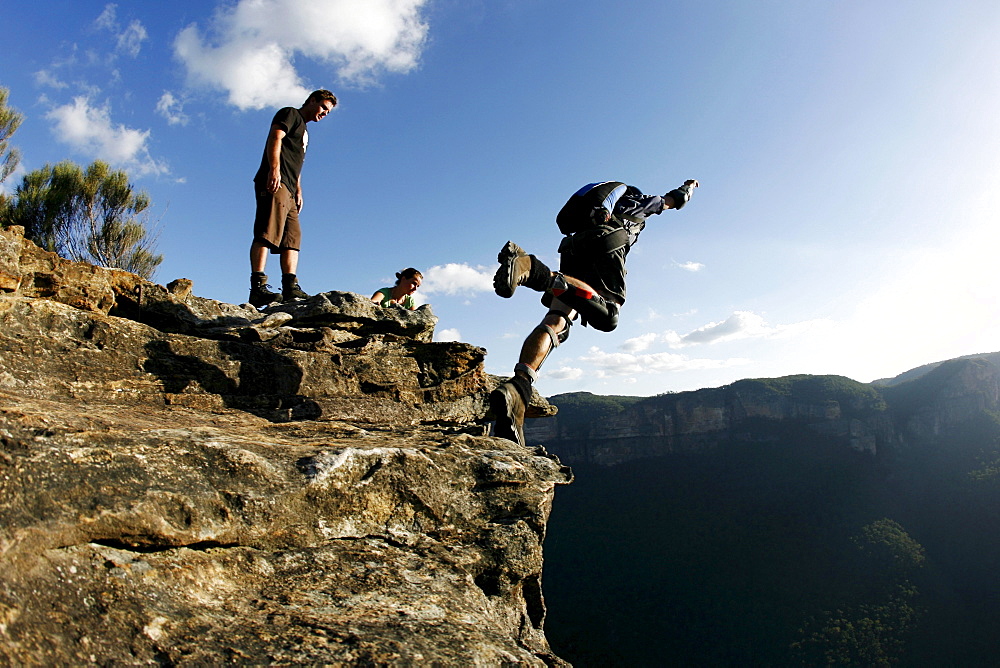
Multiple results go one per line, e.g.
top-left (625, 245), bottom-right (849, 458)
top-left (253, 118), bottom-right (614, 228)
top-left (534, 315), bottom-right (572, 349)
top-left (519, 314), bottom-right (572, 376)
top-left (588, 302), bottom-right (619, 332)
top-left (556, 317), bottom-right (572, 344)
top-left (549, 274), bottom-right (619, 332)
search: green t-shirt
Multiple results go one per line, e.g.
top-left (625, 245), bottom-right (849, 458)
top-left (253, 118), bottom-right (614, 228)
top-left (374, 287), bottom-right (415, 310)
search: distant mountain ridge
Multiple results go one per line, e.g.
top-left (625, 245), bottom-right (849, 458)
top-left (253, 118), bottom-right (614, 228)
top-left (526, 352), bottom-right (1000, 465)
top-left (872, 350), bottom-right (1000, 386)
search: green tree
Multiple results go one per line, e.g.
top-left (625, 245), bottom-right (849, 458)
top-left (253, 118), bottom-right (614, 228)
top-left (791, 519), bottom-right (925, 665)
top-left (853, 518), bottom-right (926, 584)
top-left (791, 587), bottom-right (921, 666)
top-left (3, 160), bottom-right (162, 278)
top-left (0, 86), bottom-right (24, 199)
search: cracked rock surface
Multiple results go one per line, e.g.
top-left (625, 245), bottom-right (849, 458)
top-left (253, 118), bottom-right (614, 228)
top-left (0, 226), bottom-right (570, 665)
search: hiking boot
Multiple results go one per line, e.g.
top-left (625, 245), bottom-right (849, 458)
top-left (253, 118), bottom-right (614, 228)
top-left (494, 241), bottom-right (534, 298)
top-left (490, 379), bottom-right (527, 447)
top-left (249, 273), bottom-right (282, 308)
top-left (281, 274), bottom-right (309, 301)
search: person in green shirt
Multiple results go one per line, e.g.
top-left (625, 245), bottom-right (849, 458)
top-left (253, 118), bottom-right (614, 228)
top-left (371, 268), bottom-right (423, 310)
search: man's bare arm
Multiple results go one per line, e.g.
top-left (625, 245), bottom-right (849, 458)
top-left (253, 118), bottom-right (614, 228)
top-left (264, 125), bottom-right (286, 194)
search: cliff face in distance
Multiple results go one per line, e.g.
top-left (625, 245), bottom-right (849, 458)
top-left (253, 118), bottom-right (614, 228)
top-left (0, 226), bottom-right (570, 666)
top-left (526, 358), bottom-right (1000, 466)
top-left (534, 355), bottom-right (1000, 665)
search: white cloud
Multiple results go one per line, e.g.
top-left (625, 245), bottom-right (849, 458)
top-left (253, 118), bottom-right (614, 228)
top-left (546, 366), bottom-right (584, 381)
top-left (620, 332), bottom-right (657, 353)
top-left (578, 346), bottom-right (750, 378)
top-left (174, 30), bottom-right (307, 111)
top-left (637, 307), bottom-right (664, 323)
top-left (435, 328), bottom-right (461, 343)
top-left (117, 20), bottom-right (148, 58)
top-left (675, 260), bottom-right (705, 272)
top-left (665, 311), bottom-right (833, 348)
top-left (156, 92), bottom-right (189, 126)
top-left (46, 97), bottom-right (168, 176)
top-left (34, 70), bottom-right (68, 90)
top-left (420, 263), bottom-right (493, 296)
top-left (619, 311), bottom-right (830, 355)
top-left (174, 0), bottom-right (430, 110)
top-left (94, 4), bottom-right (147, 58)
top-left (94, 4), bottom-right (117, 31)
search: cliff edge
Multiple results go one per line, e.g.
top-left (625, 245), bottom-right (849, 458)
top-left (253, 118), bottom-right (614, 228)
top-left (0, 226), bottom-right (571, 665)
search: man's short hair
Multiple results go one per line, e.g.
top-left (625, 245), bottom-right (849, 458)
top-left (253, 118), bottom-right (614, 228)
top-left (306, 89), bottom-right (338, 108)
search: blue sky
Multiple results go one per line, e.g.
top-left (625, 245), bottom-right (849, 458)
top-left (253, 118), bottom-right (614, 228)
top-left (3, 1), bottom-right (1000, 396)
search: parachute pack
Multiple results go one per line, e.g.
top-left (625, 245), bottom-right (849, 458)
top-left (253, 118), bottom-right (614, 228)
top-left (555, 181), bottom-right (629, 235)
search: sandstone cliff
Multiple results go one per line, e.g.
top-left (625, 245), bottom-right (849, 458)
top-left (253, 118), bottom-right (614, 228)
top-left (0, 226), bottom-right (570, 665)
top-left (527, 364), bottom-right (1000, 467)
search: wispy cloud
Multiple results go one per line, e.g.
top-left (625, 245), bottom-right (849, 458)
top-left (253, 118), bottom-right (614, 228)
top-left (578, 346), bottom-right (750, 379)
top-left (174, 0), bottom-right (430, 110)
top-left (620, 332), bottom-right (657, 353)
top-left (637, 307), bottom-right (665, 324)
top-left (156, 91), bottom-right (189, 126)
top-left (95, 4), bottom-right (148, 58)
top-left (94, 4), bottom-right (116, 31)
top-left (664, 311), bottom-right (833, 348)
top-left (46, 97), bottom-right (168, 176)
top-left (117, 21), bottom-right (149, 58)
top-left (674, 260), bottom-right (705, 272)
top-left (420, 263), bottom-right (493, 296)
top-left (34, 70), bottom-right (69, 90)
top-left (546, 366), bottom-right (584, 381)
top-left (540, 311), bottom-right (829, 383)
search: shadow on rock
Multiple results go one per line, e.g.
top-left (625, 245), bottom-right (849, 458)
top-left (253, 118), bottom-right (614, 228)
top-left (143, 339), bottom-right (321, 422)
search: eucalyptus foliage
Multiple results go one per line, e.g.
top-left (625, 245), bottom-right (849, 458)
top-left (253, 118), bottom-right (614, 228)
top-left (2, 160), bottom-right (162, 278)
top-left (0, 87), bottom-right (24, 197)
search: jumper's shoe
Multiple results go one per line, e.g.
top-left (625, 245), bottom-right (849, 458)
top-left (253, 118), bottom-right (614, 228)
top-left (249, 273), bottom-right (282, 308)
top-left (490, 379), bottom-right (527, 447)
top-left (281, 275), bottom-right (309, 301)
top-left (494, 241), bottom-right (533, 298)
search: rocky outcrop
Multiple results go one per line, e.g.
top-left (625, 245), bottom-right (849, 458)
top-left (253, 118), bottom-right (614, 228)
top-left (0, 225), bottom-right (556, 425)
top-left (0, 226), bottom-right (570, 665)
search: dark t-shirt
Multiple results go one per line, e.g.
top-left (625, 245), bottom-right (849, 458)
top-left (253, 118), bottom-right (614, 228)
top-left (253, 107), bottom-right (308, 192)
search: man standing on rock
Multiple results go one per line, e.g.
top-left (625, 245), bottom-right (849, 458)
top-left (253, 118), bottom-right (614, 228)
top-left (490, 179), bottom-right (699, 446)
top-left (249, 89), bottom-right (338, 307)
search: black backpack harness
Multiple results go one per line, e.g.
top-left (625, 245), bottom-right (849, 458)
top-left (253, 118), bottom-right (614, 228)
top-left (555, 181), bottom-right (639, 256)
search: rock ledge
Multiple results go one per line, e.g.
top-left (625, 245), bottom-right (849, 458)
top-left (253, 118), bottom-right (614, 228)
top-left (0, 226), bottom-right (570, 665)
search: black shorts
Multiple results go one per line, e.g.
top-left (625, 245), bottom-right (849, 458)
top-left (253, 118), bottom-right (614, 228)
top-left (558, 244), bottom-right (628, 305)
